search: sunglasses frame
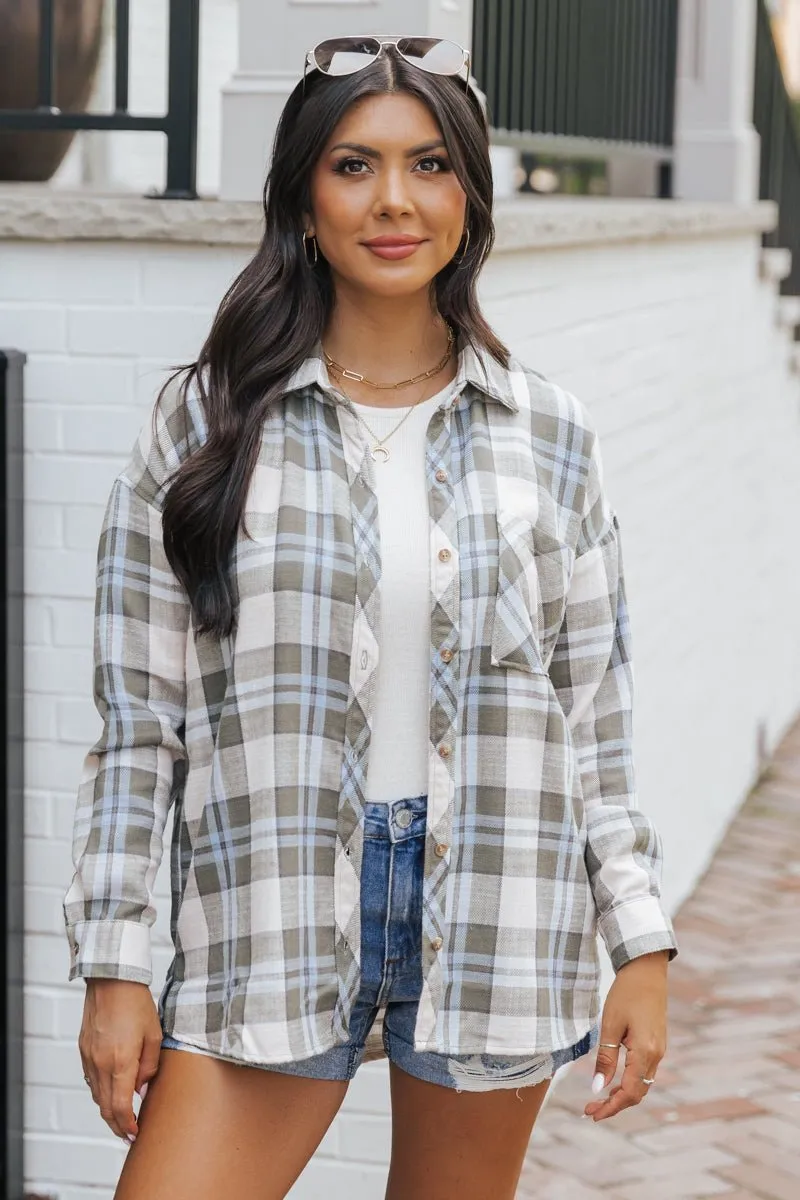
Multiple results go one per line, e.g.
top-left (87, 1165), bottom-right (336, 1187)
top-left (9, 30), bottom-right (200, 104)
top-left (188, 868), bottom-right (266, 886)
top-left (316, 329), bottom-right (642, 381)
top-left (303, 35), bottom-right (472, 99)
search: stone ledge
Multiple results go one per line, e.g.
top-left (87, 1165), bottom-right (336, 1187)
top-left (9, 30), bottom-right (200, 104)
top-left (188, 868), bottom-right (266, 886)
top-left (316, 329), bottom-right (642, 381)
top-left (492, 196), bottom-right (777, 252)
top-left (0, 186), bottom-right (265, 247)
top-left (0, 185), bottom-right (777, 250)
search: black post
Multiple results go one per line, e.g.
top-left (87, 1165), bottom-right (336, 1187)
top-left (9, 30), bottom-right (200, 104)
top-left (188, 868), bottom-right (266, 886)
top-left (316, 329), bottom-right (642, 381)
top-left (0, 351), bottom-right (25, 1200)
top-left (114, 0), bottom-right (131, 114)
top-left (37, 0), bottom-right (56, 110)
top-left (162, 0), bottom-right (200, 199)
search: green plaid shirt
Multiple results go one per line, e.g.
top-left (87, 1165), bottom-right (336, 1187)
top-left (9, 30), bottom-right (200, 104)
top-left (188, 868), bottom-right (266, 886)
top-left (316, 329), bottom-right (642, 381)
top-left (64, 336), bottom-right (677, 1065)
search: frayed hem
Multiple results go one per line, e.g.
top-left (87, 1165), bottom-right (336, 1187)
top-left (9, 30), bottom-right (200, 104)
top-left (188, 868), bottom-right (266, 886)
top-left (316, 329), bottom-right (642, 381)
top-left (446, 1054), bottom-right (554, 1094)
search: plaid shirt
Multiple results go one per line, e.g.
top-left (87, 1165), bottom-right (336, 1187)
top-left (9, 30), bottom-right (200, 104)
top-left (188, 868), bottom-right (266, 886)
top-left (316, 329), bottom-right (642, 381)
top-left (64, 337), bottom-right (678, 1065)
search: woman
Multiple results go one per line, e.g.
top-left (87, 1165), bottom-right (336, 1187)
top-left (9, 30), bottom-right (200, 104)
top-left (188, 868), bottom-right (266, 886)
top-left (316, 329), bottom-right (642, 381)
top-left (64, 35), bottom-right (678, 1200)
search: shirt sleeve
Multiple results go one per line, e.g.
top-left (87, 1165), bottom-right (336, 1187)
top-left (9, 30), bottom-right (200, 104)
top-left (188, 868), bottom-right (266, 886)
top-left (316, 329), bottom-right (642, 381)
top-left (547, 422), bottom-right (679, 973)
top-left (63, 382), bottom-right (197, 986)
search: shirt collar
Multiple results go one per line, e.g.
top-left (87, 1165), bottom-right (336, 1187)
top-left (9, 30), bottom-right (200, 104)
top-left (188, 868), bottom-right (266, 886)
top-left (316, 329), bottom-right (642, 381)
top-left (280, 333), bottom-right (520, 413)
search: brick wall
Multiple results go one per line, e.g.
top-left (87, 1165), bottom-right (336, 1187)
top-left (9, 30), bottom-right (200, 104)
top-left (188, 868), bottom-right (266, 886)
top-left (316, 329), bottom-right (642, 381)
top-left (2, 225), bottom-right (799, 1198)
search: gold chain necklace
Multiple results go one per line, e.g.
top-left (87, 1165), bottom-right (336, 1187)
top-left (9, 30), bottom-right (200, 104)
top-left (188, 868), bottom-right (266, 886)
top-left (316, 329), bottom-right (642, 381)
top-left (321, 324), bottom-right (453, 463)
top-left (323, 324), bottom-right (455, 390)
top-left (331, 355), bottom-right (453, 463)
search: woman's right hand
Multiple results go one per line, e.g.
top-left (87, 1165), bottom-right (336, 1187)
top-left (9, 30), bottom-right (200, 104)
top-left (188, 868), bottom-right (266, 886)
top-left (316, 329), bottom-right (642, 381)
top-left (79, 979), bottom-right (163, 1143)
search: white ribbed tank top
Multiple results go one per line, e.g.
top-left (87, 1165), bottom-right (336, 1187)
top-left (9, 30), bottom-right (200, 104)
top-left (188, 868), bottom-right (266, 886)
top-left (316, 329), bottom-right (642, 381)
top-left (350, 377), bottom-right (458, 803)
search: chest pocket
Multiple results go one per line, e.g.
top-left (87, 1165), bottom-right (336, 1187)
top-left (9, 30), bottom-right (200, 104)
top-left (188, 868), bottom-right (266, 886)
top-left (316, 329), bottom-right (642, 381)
top-left (490, 509), bottom-right (575, 675)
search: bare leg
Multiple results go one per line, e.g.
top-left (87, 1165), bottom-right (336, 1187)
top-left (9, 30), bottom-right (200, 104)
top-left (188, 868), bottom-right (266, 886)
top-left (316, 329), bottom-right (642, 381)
top-left (114, 1048), bottom-right (349, 1200)
top-left (385, 1062), bottom-right (551, 1200)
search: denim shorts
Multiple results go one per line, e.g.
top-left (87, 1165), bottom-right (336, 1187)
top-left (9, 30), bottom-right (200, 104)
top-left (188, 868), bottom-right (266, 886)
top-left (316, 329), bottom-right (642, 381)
top-left (161, 793), bottom-right (598, 1092)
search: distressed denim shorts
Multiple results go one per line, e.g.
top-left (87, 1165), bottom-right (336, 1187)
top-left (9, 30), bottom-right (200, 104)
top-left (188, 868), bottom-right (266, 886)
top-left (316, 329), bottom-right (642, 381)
top-left (161, 793), bottom-right (598, 1092)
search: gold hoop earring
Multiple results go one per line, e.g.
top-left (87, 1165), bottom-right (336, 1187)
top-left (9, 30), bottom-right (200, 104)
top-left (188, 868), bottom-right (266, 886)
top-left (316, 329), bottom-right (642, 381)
top-left (455, 227), bottom-right (470, 263)
top-left (303, 231), bottom-right (318, 267)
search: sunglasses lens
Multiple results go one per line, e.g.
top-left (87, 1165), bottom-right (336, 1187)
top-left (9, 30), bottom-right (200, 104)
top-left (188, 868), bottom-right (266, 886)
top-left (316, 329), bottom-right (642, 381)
top-left (396, 37), bottom-right (465, 74)
top-left (312, 37), bottom-right (381, 75)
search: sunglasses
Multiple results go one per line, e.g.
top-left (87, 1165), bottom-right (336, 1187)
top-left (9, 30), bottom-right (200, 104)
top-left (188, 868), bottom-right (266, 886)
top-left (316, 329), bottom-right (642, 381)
top-left (303, 35), bottom-right (472, 97)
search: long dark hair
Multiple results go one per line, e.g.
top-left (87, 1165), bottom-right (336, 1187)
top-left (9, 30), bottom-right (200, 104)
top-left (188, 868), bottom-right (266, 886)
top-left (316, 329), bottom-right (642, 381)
top-left (160, 49), bottom-right (510, 638)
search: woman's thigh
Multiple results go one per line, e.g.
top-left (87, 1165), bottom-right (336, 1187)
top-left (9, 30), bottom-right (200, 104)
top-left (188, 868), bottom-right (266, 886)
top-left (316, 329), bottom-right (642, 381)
top-left (114, 1047), bottom-right (349, 1200)
top-left (386, 1062), bottom-right (551, 1200)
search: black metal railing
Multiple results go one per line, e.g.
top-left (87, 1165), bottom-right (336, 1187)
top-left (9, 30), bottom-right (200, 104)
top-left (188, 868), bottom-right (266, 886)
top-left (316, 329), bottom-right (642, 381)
top-left (0, 0), bottom-right (200, 199)
top-left (754, 0), bottom-right (800, 296)
top-left (0, 351), bottom-right (25, 1200)
top-left (472, 0), bottom-right (679, 150)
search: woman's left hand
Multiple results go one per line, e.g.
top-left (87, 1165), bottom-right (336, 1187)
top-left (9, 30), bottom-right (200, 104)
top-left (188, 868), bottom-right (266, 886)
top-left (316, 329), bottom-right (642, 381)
top-left (583, 949), bottom-right (670, 1122)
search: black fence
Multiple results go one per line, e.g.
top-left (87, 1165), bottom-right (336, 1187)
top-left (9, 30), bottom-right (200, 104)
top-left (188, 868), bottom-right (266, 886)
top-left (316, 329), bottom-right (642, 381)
top-left (0, 0), bottom-right (200, 199)
top-left (0, 351), bottom-right (25, 1200)
top-left (754, 0), bottom-right (800, 297)
top-left (472, 0), bottom-right (679, 150)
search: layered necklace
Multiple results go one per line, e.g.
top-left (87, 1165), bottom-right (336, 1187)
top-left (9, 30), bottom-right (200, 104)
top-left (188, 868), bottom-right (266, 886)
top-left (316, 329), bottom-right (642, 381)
top-left (324, 323), bottom-right (455, 463)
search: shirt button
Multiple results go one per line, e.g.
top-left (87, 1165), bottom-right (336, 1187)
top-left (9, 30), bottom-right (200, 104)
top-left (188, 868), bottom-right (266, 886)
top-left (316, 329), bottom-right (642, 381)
top-left (434, 842), bottom-right (448, 857)
top-left (435, 469), bottom-right (447, 483)
top-left (438, 744), bottom-right (451, 758)
top-left (430, 936), bottom-right (443, 951)
top-left (440, 648), bottom-right (453, 663)
top-left (438, 548), bottom-right (451, 562)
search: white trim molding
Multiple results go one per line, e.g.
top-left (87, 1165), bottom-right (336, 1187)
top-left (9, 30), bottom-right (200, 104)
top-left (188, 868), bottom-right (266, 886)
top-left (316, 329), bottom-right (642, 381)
top-left (673, 0), bottom-right (761, 202)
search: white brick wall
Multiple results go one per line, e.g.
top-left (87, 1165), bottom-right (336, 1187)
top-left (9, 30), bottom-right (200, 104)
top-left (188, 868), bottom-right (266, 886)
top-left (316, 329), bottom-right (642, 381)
top-left (2, 227), bottom-right (799, 1198)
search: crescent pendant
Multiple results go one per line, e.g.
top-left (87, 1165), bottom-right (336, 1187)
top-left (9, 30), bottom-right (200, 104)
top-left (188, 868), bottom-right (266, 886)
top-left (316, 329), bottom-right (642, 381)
top-left (371, 446), bottom-right (390, 463)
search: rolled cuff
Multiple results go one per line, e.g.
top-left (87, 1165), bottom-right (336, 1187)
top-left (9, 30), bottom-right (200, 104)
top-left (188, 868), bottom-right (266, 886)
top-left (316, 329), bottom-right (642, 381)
top-left (67, 919), bottom-right (153, 986)
top-left (597, 895), bottom-right (679, 973)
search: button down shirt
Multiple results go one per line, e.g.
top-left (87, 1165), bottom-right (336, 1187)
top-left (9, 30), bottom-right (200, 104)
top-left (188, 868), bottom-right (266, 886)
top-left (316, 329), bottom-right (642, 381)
top-left (63, 337), bottom-right (678, 1066)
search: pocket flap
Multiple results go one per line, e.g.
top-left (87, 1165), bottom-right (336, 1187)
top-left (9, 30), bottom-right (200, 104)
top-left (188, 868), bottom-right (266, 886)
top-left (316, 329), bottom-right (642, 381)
top-left (490, 510), bottom-right (575, 675)
top-left (490, 511), bottom-right (546, 675)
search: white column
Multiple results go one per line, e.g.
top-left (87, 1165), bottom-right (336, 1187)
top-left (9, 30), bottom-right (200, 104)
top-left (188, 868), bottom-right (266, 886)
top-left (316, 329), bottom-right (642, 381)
top-left (672, 0), bottom-right (761, 202)
top-left (220, 0), bottom-right (473, 202)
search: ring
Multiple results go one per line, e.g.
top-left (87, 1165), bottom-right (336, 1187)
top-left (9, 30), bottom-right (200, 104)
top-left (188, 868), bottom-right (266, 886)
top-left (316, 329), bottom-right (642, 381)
top-left (641, 1076), bottom-right (656, 1085)
top-left (599, 1043), bottom-right (620, 1049)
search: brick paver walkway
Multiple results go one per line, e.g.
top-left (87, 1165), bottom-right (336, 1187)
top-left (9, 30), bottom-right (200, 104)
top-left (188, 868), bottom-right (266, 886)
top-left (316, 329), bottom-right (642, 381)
top-left (519, 714), bottom-right (800, 1200)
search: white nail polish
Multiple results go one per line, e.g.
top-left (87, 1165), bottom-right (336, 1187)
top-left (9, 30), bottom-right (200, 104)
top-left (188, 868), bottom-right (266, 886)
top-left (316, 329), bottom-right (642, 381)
top-left (591, 1072), bottom-right (606, 1095)
top-left (138, 1082), bottom-right (149, 1100)
top-left (126, 1133), bottom-right (136, 1144)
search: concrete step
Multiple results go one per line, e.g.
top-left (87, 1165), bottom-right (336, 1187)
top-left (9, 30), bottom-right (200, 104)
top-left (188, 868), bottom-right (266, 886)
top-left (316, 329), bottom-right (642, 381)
top-left (778, 296), bottom-right (800, 329)
top-left (760, 246), bottom-right (792, 283)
